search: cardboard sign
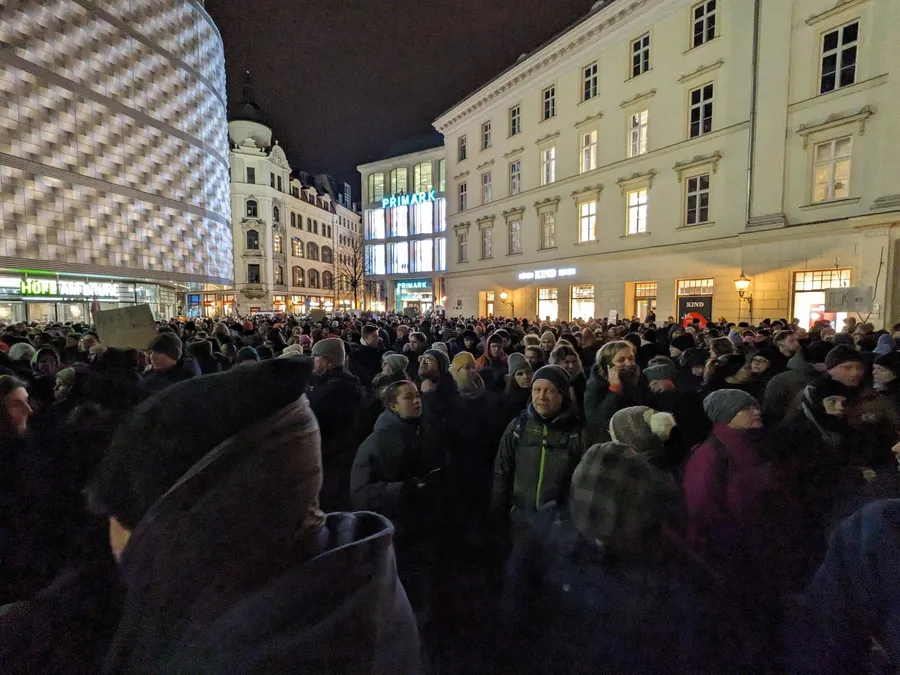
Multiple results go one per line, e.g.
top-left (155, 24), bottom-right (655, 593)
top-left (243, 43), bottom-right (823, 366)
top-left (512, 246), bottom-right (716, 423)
top-left (93, 304), bottom-right (157, 350)
top-left (824, 286), bottom-right (873, 312)
top-left (607, 309), bottom-right (618, 323)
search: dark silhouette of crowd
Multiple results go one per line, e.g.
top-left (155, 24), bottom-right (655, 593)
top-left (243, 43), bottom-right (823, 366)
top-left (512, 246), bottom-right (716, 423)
top-left (1, 310), bottom-right (899, 674)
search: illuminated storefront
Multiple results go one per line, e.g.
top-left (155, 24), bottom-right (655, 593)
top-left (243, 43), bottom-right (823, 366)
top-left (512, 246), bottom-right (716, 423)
top-left (395, 279), bottom-right (433, 312)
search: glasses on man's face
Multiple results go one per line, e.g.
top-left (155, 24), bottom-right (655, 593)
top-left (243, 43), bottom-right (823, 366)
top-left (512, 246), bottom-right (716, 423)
top-left (419, 355), bottom-right (436, 364)
top-left (751, 357), bottom-right (768, 364)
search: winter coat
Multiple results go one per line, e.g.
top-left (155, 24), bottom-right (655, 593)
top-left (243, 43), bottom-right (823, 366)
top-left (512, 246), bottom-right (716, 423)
top-left (761, 353), bottom-right (824, 426)
top-left (490, 403), bottom-right (584, 537)
top-left (349, 344), bottom-right (383, 391)
top-left (583, 364), bottom-right (650, 446)
top-left (139, 357), bottom-right (201, 396)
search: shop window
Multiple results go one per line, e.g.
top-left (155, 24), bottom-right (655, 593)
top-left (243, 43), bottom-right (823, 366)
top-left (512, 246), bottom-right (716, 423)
top-left (538, 287), bottom-right (559, 321)
top-left (486, 290), bottom-right (495, 316)
top-left (793, 269), bottom-right (851, 330)
top-left (571, 285), bottom-right (595, 320)
top-left (365, 245), bottom-right (386, 275)
top-left (635, 281), bottom-right (658, 320)
top-left (436, 198), bottom-right (446, 232)
top-left (389, 242), bottom-right (409, 273)
top-left (434, 237), bottom-right (446, 271)
top-left (247, 264), bottom-right (260, 284)
top-left (411, 239), bottom-right (433, 273)
top-left (292, 237), bottom-right (304, 258)
top-left (411, 201), bottom-right (434, 234)
top-left (308, 269), bottom-right (320, 288)
top-left (246, 200), bottom-right (258, 217)
top-left (307, 242), bottom-right (319, 260)
top-left (366, 209), bottom-right (386, 239)
top-left (388, 206), bottom-right (409, 238)
top-left (246, 229), bottom-right (259, 250)
top-left (292, 266), bottom-right (305, 287)
top-left (322, 271), bottom-right (334, 290)
top-left (322, 246), bottom-right (333, 264)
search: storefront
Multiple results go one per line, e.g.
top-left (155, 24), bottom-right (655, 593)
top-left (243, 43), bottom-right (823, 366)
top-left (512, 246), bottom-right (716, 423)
top-left (0, 272), bottom-right (181, 323)
top-left (676, 278), bottom-right (714, 324)
top-left (395, 279), bottom-right (434, 312)
top-left (634, 282), bottom-right (657, 321)
top-left (792, 269), bottom-right (851, 330)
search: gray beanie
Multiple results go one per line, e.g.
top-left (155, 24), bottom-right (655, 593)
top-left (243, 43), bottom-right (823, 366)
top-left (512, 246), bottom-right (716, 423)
top-left (609, 406), bottom-right (676, 455)
top-left (382, 353), bottom-right (409, 375)
top-left (643, 364), bottom-right (676, 383)
top-left (702, 388), bottom-right (759, 424)
top-left (508, 352), bottom-right (530, 375)
top-left (311, 337), bottom-right (345, 366)
top-left (532, 364), bottom-right (570, 394)
top-left (9, 342), bottom-right (36, 362)
top-left (431, 341), bottom-right (449, 356)
top-left (424, 348), bottom-right (450, 375)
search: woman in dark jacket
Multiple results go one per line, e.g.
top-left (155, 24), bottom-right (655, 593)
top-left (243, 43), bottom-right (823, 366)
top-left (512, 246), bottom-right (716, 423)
top-left (699, 353), bottom-right (764, 401)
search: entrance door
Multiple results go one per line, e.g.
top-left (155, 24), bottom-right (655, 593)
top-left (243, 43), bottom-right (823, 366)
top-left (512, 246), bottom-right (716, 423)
top-left (635, 297), bottom-right (657, 321)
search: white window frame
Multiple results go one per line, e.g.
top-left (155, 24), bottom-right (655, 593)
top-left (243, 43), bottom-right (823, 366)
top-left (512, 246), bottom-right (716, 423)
top-left (482, 120), bottom-right (492, 150)
top-left (629, 109), bottom-right (649, 157)
top-left (571, 285), bottom-right (595, 320)
top-left (509, 160), bottom-right (521, 196)
top-left (389, 168), bottom-right (407, 195)
top-left (583, 62), bottom-right (598, 101)
top-left (684, 173), bottom-right (711, 225)
top-left (579, 200), bottom-right (597, 242)
top-left (541, 147), bottom-right (556, 186)
top-left (688, 82), bottom-right (714, 138)
top-left (540, 212), bottom-right (556, 249)
top-left (819, 20), bottom-right (859, 95)
top-left (542, 86), bottom-right (556, 121)
top-left (367, 173), bottom-right (384, 202)
top-left (458, 135), bottom-right (467, 162)
top-left (581, 130), bottom-right (598, 173)
top-left (510, 105), bottom-right (521, 136)
top-left (458, 231), bottom-right (468, 263)
top-left (482, 172), bottom-right (492, 203)
top-left (812, 136), bottom-right (852, 203)
top-left (631, 32), bottom-right (650, 77)
top-left (458, 182), bottom-right (467, 212)
top-left (509, 219), bottom-right (521, 254)
top-left (626, 188), bottom-right (649, 235)
top-left (691, 0), bottom-right (717, 49)
top-left (481, 227), bottom-right (493, 259)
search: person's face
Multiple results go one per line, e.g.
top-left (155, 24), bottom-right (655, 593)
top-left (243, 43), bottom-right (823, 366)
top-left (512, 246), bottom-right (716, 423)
top-left (418, 354), bottom-right (440, 380)
top-left (525, 349), bottom-right (543, 369)
top-left (648, 378), bottom-right (673, 393)
top-left (532, 379), bottom-right (563, 417)
top-left (53, 376), bottom-right (72, 401)
top-left (779, 334), bottom-right (801, 356)
top-left (729, 406), bottom-right (762, 430)
top-left (611, 347), bottom-right (636, 369)
top-left (4, 387), bottom-right (32, 437)
top-left (391, 384), bottom-right (422, 419)
top-left (750, 356), bottom-right (769, 375)
top-left (829, 361), bottom-right (865, 388)
top-left (514, 368), bottom-right (532, 389)
top-left (149, 351), bottom-right (177, 371)
top-left (822, 395), bottom-right (847, 417)
top-left (562, 355), bottom-right (581, 377)
top-left (691, 365), bottom-right (704, 377)
top-left (36, 353), bottom-right (58, 376)
top-left (313, 355), bottom-right (331, 373)
top-left (410, 337), bottom-right (425, 354)
top-left (464, 337), bottom-right (475, 349)
top-left (66, 336), bottom-right (79, 348)
top-left (80, 335), bottom-right (97, 351)
top-left (363, 331), bottom-right (379, 347)
top-left (873, 364), bottom-right (896, 385)
top-left (540, 337), bottom-right (555, 351)
top-left (489, 342), bottom-right (502, 359)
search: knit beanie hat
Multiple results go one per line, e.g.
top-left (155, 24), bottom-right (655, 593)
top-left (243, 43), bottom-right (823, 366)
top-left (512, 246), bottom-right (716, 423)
top-left (523, 334), bottom-right (541, 347)
top-left (279, 344), bottom-right (304, 359)
top-left (805, 340), bottom-right (834, 365)
top-left (235, 346), bottom-right (260, 364)
top-left (873, 334), bottom-right (895, 356)
top-left (825, 344), bottom-right (862, 371)
top-left (643, 364), bottom-right (676, 383)
top-left (671, 334), bottom-right (695, 352)
top-left (431, 341), bottom-right (449, 356)
top-left (382, 353), bottom-right (409, 375)
top-left (9, 342), bottom-right (36, 362)
top-left (703, 388), bottom-right (759, 424)
top-left (875, 350), bottom-right (900, 378)
top-left (508, 352), bottom-right (530, 375)
top-left (450, 351), bottom-right (476, 373)
top-left (540, 330), bottom-right (557, 346)
top-left (681, 347), bottom-right (709, 368)
top-left (299, 334), bottom-right (312, 346)
top-left (532, 364), bottom-right (570, 394)
top-left (148, 332), bottom-right (183, 361)
top-left (609, 406), bottom-right (676, 455)
top-left (831, 333), bottom-right (854, 347)
top-left (424, 348), bottom-right (450, 375)
top-left (311, 337), bottom-right (345, 366)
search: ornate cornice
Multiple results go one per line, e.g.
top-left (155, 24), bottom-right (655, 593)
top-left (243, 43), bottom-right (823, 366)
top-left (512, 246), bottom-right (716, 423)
top-left (535, 131), bottom-right (560, 145)
top-left (677, 59), bottom-right (724, 84)
top-left (871, 194), bottom-right (900, 211)
top-left (574, 111), bottom-right (603, 128)
top-left (434, 0), bottom-right (650, 133)
top-left (476, 215), bottom-right (495, 229)
top-left (503, 146), bottom-right (525, 159)
top-left (570, 183), bottom-right (604, 202)
top-left (672, 151), bottom-right (723, 181)
top-left (476, 159), bottom-right (495, 171)
top-left (616, 169), bottom-right (657, 195)
top-left (453, 221), bottom-right (472, 231)
top-left (453, 170), bottom-right (470, 180)
top-left (533, 196), bottom-right (561, 213)
top-left (796, 105), bottom-right (875, 148)
top-left (619, 89), bottom-right (656, 109)
top-left (502, 206), bottom-right (526, 220)
top-left (806, 0), bottom-right (868, 25)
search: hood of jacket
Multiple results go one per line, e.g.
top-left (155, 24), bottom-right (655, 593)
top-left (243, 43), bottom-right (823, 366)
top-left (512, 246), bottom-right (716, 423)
top-left (373, 408), bottom-right (420, 435)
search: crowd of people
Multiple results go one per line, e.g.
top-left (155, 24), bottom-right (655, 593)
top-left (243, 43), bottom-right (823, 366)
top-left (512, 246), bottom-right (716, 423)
top-left (1, 309), bottom-right (899, 673)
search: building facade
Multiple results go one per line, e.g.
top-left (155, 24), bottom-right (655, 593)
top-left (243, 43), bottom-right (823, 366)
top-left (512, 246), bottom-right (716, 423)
top-left (434, 0), bottom-right (900, 329)
top-left (195, 78), bottom-right (361, 317)
top-left (358, 145), bottom-right (448, 313)
top-left (0, 0), bottom-right (232, 321)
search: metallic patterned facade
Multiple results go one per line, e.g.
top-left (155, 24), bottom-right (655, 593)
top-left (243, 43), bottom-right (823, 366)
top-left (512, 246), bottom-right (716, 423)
top-left (0, 0), bottom-right (233, 285)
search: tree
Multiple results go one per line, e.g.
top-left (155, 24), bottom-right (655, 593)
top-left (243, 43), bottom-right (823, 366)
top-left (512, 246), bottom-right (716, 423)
top-left (336, 234), bottom-right (378, 310)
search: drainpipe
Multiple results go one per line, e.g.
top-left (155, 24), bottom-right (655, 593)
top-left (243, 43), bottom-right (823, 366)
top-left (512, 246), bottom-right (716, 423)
top-left (745, 0), bottom-right (762, 227)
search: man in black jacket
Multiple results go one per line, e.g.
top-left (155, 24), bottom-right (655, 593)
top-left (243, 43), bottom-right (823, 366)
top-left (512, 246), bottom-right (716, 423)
top-left (349, 325), bottom-right (383, 391)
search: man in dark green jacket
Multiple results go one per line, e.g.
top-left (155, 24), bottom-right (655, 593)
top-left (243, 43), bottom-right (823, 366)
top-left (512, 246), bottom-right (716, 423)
top-left (491, 365), bottom-right (584, 540)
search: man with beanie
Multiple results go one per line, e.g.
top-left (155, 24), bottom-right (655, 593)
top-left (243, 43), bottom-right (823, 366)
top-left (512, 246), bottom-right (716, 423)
top-left (235, 346), bottom-right (260, 366)
top-left (668, 333), bottom-right (695, 360)
top-left (418, 348), bottom-right (450, 390)
top-left (350, 325), bottom-right (384, 392)
top-left (491, 364), bottom-right (584, 540)
top-left (450, 351), bottom-right (483, 398)
top-left (873, 350), bottom-right (900, 410)
top-left (141, 331), bottom-right (200, 396)
top-left (308, 337), bottom-right (364, 511)
top-left (381, 353), bottom-right (410, 378)
top-left (79, 359), bottom-right (419, 674)
top-left (825, 344), bottom-right (865, 389)
top-left (762, 340), bottom-right (832, 426)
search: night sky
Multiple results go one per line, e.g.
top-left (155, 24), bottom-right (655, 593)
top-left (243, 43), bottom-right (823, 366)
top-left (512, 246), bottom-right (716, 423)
top-left (204, 0), bottom-right (596, 198)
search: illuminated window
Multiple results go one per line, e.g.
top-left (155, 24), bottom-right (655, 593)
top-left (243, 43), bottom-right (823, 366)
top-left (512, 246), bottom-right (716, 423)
top-left (411, 239), bottom-right (433, 273)
top-left (389, 242), bottom-right (408, 274)
top-left (390, 168), bottom-right (407, 195)
top-left (627, 189), bottom-right (648, 235)
top-left (677, 278), bottom-right (713, 296)
top-left (273, 234), bottom-right (282, 254)
top-left (413, 162), bottom-right (432, 192)
top-left (813, 137), bottom-right (851, 202)
top-left (434, 237), bottom-right (446, 271)
top-left (388, 206), bottom-right (408, 238)
top-left (365, 209), bottom-right (386, 239)
top-left (571, 285), bottom-right (595, 320)
top-left (439, 159), bottom-right (446, 192)
top-left (366, 244), bottom-right (386, 275)
top-left (367, 173), bottom-right (384, 202)
top-left (581, 130), bottom-right (597, 173)
top-left (579, 201), bottom-right (597, 242)
top-left (412, 201), bottom-right (433, 234)
top-left (538, 287), bottom-right (559, 321)
top-left (541, 147), bottom-right (556, 185)
top-left (291, 237), bottom-right (303, 257)
top-left (274, 265), bottom-right (284, 285)
top-left (629, 110), bottom-right (648, 157)
top-left (436, 198), bottom-right (447, 232)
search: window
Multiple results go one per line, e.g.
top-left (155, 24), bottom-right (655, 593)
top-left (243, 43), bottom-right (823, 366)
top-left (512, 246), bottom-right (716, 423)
top-left (435, 237), bottom-right (446, 271)
top-left (272, 205), bottom-right (280, 223)
top-left (292, 266), bottom-right (305, 287)
top-left (308, 269), bottom-right (320, 288)
top-left (482, 120), bottom-right (492, 150)
top-left (458, 135), bottom-right (467, 162)
top-left (277, 176), bottom-right (282, 192)
top-left (581, 130), bottom-right (597, 173)
top-left (367, 173), bottom-right (385, 202)
top-left (571, 285), bottom-right (595, 320)
top-left (486, 290), bottom-right (495, 317)
top-left (390, 168), bottom-right (407, 195)
top-left (677, 278), bottom-right (714, 296)
top-left (273, 234), bottom-right (282, 254)
top-left (820, 21), bottom-right (858, 94)
top-left (411, 239), bottom-right (433, 273)
top-left (583, 62), bottom-right (598, 101)
top-left (579, 201), bottom-right (597, 242)
top-left (246, 167), bottom-right (255, 184)
top-left (689, 83), bottom-right (714, 138)
top-left (366, 244), bottom-right (386, 275)
top-left (541, 147), bottom-right (556, 185)
top-left (813, 137), bottom-right (852, 202)
top-left (436, 198), bottom-right (447, 232)
top-left (274, 265), bottom-right (284, 285)
top-left (270, 173), bottom-right (275, 188)
top-left (307, 217), bottom-right (313, 232)
top-left (542, 86), bottom-right (556, 120)
top-left (458, 183), bottom-right (468, 212)
top-left (307, 242), bottom-right (319, 260)
top-left (247, 264), bottom-right (260, 284)
top-left (692, 0), bottom-right (717, 48)
top-left (388, 206), bottom-right (408, 238)
top-left (635, 281), bottom-right (658, 320)
top-left (627, 188), bottom-right (649, 235)
top-left (389, 242), bottom-right (408, 273)
top-left (538, 288), bottom-right (559, 321)
top-left (291, 187), bottom-right (299, 198)
top-left (365, 209), bottom-right (386, 239)
top-left (413, 161), bottom-right (432, 192)
top-left (629, 110), bottom-right (649, 157)
top-left (481, 227), bottom-right (493, 259)
top-left (540, 212), bottom-right (556, 249)
top-left (290, 212), bottom-right (296, 228)
top-left (321, 246), bottom-right (333, 264)
top-left (482, 172), bottom-right (492, 203)
top-left (313, 220), bottom-right (318, 235)
top-left (793, 269), bottom-right (851, 330)
top-left (322, 271), bottom-right (334, 290)
top-left (458, 231), bottom-right (468, 263)
top-left (291, 237), bottom-right (303, 258)
top-left (509, 160), bottom-right (521, 196)
top-left (631, 33), bottom-right (651, 77)
top-left (246, 229), bottom-right (259, 249)
top-left (509, 219), bottom-right (521, 254)
top-left (510, 105), bottom-right (521, 136)
top-left (685, 174), bottom-right (711, 225)
top-left (439, 159), bottom-right (446, 192)
top-left (246, 200), bottom-right (258, 217)
top-left (411, 201), bottom-right (433, 234)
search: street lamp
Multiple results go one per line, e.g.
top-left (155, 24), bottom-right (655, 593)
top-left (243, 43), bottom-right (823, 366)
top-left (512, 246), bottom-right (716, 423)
top-left (734, 272), bottom-right (753, 323)
top-left (499, 290), bottom-right (515, 317)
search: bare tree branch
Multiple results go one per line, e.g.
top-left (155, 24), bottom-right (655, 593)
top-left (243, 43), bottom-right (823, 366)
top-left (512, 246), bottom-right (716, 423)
top-left (336, 234), bottom-right (378, 310)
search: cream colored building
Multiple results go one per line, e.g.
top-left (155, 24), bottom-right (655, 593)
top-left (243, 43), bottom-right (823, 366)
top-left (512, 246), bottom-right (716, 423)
top-left (434, 0), bottom-right (900, 329)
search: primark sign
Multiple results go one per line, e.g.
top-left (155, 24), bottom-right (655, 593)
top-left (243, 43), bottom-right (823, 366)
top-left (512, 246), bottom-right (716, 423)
top-left (381, 190), bottom-right (437, 209)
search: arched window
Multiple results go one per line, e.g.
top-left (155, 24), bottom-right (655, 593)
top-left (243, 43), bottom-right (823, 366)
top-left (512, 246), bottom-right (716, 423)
top-left (322, 271), bottom-right (334, 290)
top-left (274, 265), bottom-right (284, 285)
top-left (321, 246), bottom-right (333, 264)
top-left (291, 237), bottom-right (303, 258)
top-left (273, 205), bottom-right (280, 223)
top-left (290, 212), bottom-right (296, 228)
top-left (246, 200), bottom-right (258, 217)
top-left (308, 269), bottom-right (320, 288)
top-left (292, 266), bottom-right (305, 287)
top-left (246, 229), bottom-right (259, 249)
top-left (273, 234), bottom-right (282, 254)
top-left (307, 242), bottom-right (319, 261)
